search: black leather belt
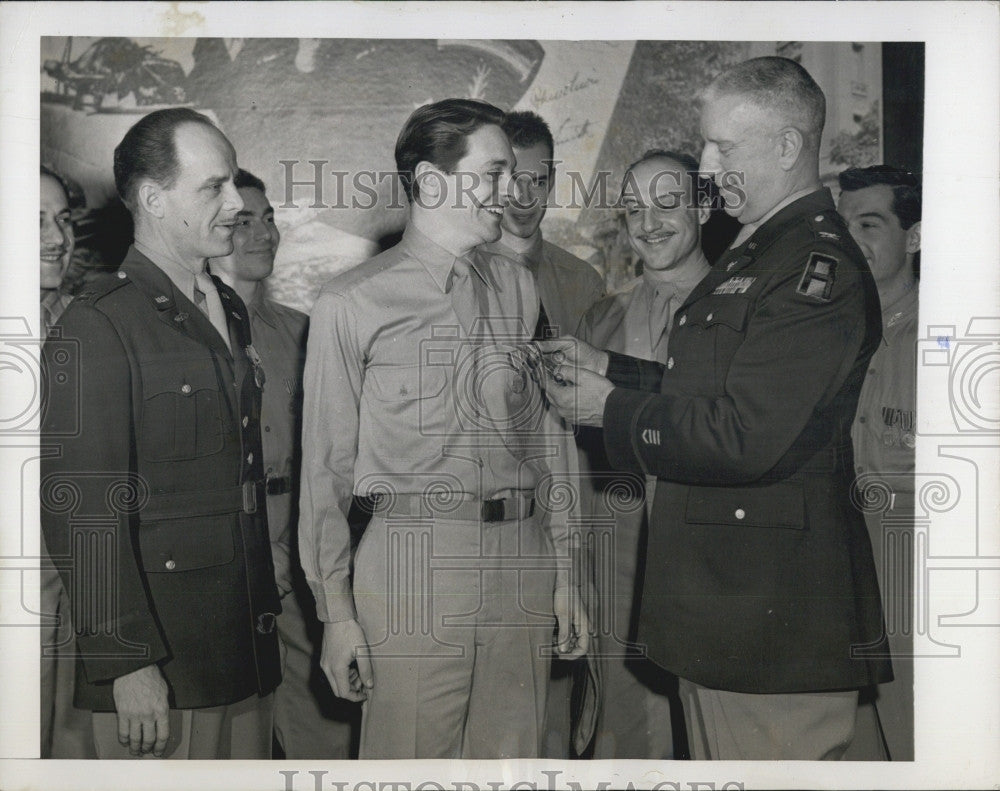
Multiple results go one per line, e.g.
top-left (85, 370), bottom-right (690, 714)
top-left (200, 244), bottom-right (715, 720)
top-left (371, 493), bottom-right (535, 523)
top-left (265, 474), bottom-right (293, 496)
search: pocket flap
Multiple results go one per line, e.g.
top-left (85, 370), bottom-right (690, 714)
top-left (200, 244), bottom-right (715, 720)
top-left (141, 359), bottom-right (220, 397)
top-left (687, 297), bottom-right (750, 332)
top-left (138, 517), bottom-right (235, 572)
top-left (685, 480), bottom-right (804, 529)
top-left (368, 365), bottom-right (447, 402)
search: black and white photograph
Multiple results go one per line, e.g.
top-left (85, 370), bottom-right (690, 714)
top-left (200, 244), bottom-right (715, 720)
top-left (1, 3), bottom-right (997, 790)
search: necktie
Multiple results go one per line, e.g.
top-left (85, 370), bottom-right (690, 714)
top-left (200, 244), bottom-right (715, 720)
top-left (449, 257), bottom-right (483, 337)
top-left (193, 271), bottom-right (232, 352)
top-left (649, 286), bottom-right (675, 364)
top-left (533, 300), bottom-right (552, 340)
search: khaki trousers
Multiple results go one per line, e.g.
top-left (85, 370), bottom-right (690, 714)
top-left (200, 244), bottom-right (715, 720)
top-left (274, 590), bottom-right (359, 758)
top-left (591, 497), bottom-right (674, 759)
top-left (843, 508), bottom-right (914, 761)
top-left (354, 512), bottom-right (556, 759)
top-left (40, 546), bottom-right (94, 758)
top-left (679, 679), bottom-right (858, 760)
top-left (91, 692), bottom-right (273, 759)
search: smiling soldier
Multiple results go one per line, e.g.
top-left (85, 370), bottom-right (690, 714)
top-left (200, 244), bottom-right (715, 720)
top-left (41, 108), bottom-right (281, 759)
top-left (299, 98), bottom-right (589, 759)
top-left (479, 110), bottom-right (604, 340)
top-left (577, 150), bottom-right (711, 758)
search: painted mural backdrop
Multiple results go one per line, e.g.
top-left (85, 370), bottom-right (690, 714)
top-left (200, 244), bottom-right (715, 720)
top-left (41, 38), bottom-right (882, 312)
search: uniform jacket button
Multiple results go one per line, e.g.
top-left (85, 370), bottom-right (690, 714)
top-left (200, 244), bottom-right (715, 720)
top-left (706, 312), bottom-right (714, 321)
top-left (242, 416), bottom-right (249, 427)
top-left (181, 383), bottom-right (192, 395)
top-left (735, 508), bottom-right (746, 520)
top-left (165, 559), bottom-right (176, 570)
top-left (667, 357), bottom-right (675, 369)
top-left (678, 315), bottom-right (687, 326)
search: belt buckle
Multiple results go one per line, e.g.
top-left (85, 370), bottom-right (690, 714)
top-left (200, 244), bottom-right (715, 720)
top-left (481, 498), bottom-right (504, 523)
top-left (255, 612), bottom-right (276, 635)
top-left (242, 480), bottom-right (257, 514)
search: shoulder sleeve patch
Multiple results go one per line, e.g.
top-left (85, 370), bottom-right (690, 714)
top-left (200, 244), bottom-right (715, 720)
top-left (796, 252), bottom-right (838, 302)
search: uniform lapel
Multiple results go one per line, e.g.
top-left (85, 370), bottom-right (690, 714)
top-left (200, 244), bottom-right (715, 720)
top-left (119, 248), bottom-right (239, 418)
top-left (120, 249), bottom-right (234, 361)
top-left (215, 280), bottom-right (252, 395)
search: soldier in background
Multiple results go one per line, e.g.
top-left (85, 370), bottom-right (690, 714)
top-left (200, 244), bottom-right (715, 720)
top-left (39, 164), bottom-right (95, 758)
top-left (480, 110), bottom-right (604, 340)
top-left (838, 165), bottom-right (921, 761)
top-left (208, 168), bottom-right (359, 758)
top-left (577, 150), bottom-right (712, 759)
top-left (478, 108), bottom-right (605, 758)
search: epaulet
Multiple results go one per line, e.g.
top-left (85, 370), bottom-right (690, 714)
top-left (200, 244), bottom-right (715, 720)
top-left (803, 210), bottom-right (845, 244)
top-left (70, 270), bottom-right (132, 305)
top-left (321, 249), bottom-right (404, 297)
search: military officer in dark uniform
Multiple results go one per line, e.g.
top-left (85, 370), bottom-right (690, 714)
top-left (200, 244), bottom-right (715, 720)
top-left (540, 57), bottom-right (891, 759)
top-left (40, 108), bottom-right (281, 759)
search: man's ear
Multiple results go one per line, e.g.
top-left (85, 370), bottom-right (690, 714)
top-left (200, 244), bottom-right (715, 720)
top-left (413, 161), bottom-right (442, 202)
top-left (136, 180), bottom-right (165, 219)
top-left (905, 220), bottom-right (921, 255)
top-left (696, 196), bottom-right (711, 226)
top-left (776, 126), bottom-right (805, 171)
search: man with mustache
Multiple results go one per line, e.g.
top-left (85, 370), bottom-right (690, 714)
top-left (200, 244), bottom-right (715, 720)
top-left (39, 164), bottom-right (95, 759)
top-left (577, 150), bottom-right (711, 758)
top-left (41, 108), bottom-right (281, 759)
top-left (39, 165), bottom-right (76, 332)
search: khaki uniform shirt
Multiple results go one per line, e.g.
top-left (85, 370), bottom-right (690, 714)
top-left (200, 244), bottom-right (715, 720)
top-left (248, 290), bottom-right (309, 596)
top-left (480, 236), bottom-right (605, 337)
top-left (851, 284), bottom-right (918, 499)
top-left (41, 290), bottom-right (73, 334)
top-left (300, 225), bottom-right (576, 623)
top-left (579, 264), bottom-right (711, 362)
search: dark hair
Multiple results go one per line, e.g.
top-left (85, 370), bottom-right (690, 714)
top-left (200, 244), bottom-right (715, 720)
top-left (502, 110), bottom-right (554, 161)
top-left (234, 168), bottom-right (266, 194)
top-left (838, 165), bottom-right (922, 230)
top-left (703, 56), bottom-right (826, 151)
top-left (113, 108), bottom-right (218, 209)
top-left (40, 164), bottom-right (70, 202)
top-left (621, 148), bottom-right (717, 206)
top-left (41, 164), bottom-right (86, 209)
top-left (395, 98), bottom-right (506, 202)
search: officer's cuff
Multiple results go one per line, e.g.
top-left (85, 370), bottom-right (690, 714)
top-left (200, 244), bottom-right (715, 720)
top-left (603, 387), bottom-right (655, 476)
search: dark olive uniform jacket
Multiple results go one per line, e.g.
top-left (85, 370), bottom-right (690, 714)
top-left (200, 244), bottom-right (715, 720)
top-left (602, 189), bottom-right (893, 694)
top-left (40, 246), bottom-right (281, 711)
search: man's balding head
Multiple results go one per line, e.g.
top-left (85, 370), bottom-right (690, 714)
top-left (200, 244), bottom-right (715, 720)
top-left (701, 56), bottom-right (826, 154)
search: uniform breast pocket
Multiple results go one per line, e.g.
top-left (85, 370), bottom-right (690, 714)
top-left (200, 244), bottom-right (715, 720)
top-left (683, 297), bottom-right (750, 393)
top-left (365, 364), bottom-right (449, 458)
top-left (139, 360), bottom-right (225, 462)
